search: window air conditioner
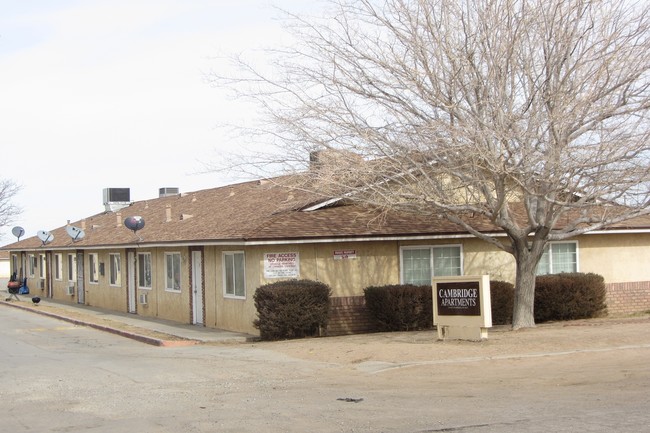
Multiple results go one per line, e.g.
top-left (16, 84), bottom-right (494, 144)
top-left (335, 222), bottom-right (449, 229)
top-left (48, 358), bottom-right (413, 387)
top-left (66, 285), bottom-right (75, 296)
top-left (139, 293), bottom-right (148, 305)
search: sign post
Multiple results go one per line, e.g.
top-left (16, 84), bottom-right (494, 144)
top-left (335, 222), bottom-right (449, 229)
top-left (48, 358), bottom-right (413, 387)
top-left (432, 275), bottom-right (492, 341)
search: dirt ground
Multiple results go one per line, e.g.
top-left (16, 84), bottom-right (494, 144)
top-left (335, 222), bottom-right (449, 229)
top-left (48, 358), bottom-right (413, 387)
top-left (252, 314), bottom-right (650, 368)
top-left (8, 299), bottom-right (650, 367)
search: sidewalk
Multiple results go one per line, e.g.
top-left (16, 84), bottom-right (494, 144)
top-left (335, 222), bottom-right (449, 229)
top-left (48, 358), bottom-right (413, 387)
top-left (1, 296), bottom-right (256, 347)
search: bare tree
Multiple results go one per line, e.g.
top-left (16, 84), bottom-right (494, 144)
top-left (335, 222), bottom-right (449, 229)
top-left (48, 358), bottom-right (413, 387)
top-left (0, 178), bottom-right (21, 239)
top-left (211, 0), bottom-right (650, 329)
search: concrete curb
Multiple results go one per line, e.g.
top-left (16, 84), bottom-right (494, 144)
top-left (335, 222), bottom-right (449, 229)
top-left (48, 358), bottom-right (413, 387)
top-left (1, 300), bottom-right (200, 347)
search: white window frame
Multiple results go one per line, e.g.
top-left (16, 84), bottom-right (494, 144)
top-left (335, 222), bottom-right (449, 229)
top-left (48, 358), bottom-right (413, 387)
top-left (89, 253), bottom-right (99, 284)
top-left (54, 253), bottom-right (63, 280)
top-left (67, 254), bottom-right (77, 282)
top-left (223, 251), bottom-right (246, 299)
top-left (399, 244), bottom-right (463, 285)
top-left (109, 253), bottom-right (121, 286)
top-left (165, 252), bottom-right (181, 292)
top-left (536, 241), bottom-right (579, 275)
top-left (138, 252), bottom-right (152, 289)
top-left (39, 254), bottom-right (46, 279)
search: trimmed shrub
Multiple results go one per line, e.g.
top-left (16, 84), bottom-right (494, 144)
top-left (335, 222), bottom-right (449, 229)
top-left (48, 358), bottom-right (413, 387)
top-left (490, 280), bottom-right (515, 325)
top-left (253, 279), bottom-right (331, 341)
top-left (534, 273), bottom-right (607, 323)
top-left (364, 285), bottom-right (433, 332)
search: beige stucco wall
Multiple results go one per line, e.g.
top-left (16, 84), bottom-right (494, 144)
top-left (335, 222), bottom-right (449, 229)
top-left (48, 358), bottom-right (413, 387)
top-left (203, 242), bottom-right (402, 334)
top-left (83, 250), bottom-right (127, 312)
top-left (461, 238), bottom-right (516, 282)
top-left (578, 232), bottom-right (650, 283)
top-left (205, 240), bottom-right (516, 335)
top-left (203, 246), bottom-right (260, 334)
top-left (7, 230), bottom-right (650, 335)
top-left (49, 252), bottom-right (73, 300)
top-left (135, 247), bottom-right (191, 323)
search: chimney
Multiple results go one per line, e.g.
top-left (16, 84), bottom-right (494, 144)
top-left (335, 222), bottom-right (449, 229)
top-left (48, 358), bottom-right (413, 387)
top-left (165, 204), bottom-right (172, 222)
top-left (309, 150), bottom-right (322, 169)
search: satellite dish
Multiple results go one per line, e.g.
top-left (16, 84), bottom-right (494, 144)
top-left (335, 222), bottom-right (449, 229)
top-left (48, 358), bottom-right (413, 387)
top-left (11, 226), bottom-right (25, 241)
top-left (124, 216), bottom-right (145, 234)
top-left (66, 225), bottom-right (86, 241)
top-left (37, 230), bottom-right (54, 245)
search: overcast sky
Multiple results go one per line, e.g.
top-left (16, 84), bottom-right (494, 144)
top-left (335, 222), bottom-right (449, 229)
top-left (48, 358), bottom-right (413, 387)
top-left (0, 0), bottom-right (318, 245)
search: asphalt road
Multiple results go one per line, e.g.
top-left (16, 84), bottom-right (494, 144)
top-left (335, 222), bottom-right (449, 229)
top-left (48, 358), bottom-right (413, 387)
top-left (1, 306), bottom-right (649, 433)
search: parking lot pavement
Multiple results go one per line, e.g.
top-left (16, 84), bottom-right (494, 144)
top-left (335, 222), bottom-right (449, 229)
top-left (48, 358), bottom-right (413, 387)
top-left (0, 297), bottom-right (254, 346)
top-left (3, 298), bottom-right (650, 433)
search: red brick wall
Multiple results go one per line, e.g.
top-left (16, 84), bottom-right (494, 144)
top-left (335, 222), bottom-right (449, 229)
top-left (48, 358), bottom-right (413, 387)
top-left (327, 296), bottom-right (375, 336)
top-left (606, 281), bottom-right (650, 315)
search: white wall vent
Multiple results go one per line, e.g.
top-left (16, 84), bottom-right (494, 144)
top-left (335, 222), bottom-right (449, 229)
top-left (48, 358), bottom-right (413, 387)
top-left (159, 187), bottom-right (180, 198)
top-left (139, 293), bottom-right (148, 305)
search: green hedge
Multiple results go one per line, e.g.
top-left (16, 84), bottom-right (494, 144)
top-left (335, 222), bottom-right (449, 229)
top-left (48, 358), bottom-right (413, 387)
top-left (490, 280), bottom-right (515, 325)
top-left (534, 273), bottom-right (607, 322)
top-left (363, 284), bottom-right (433, 332)
top-left (253, 279), bottom-right (332, 341)
top-left (488, 273), bottom-right (608, 324)
top-left (364, 274), bottom-right (606, 330)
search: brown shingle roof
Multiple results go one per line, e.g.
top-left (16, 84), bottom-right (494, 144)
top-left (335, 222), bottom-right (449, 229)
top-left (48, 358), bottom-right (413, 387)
top-left (2, 177), bottom-right (649, 251)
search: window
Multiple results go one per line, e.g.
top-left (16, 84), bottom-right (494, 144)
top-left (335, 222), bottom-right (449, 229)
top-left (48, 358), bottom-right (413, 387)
top-left (39, 254), bottom-right (46, 279)
top-left (54, 254), bottom-right (63, 280)
top-left (223, 251), bottom-right (245, 298)
top-left (138, 252), bottom-right (152, 289)
top-left (89, 253), bottom-right (99, 283)
top-left (28, 255), bottom-right (36, 277)
top-left (401, 245), bottom-right (462, 285)
top-left (67, 254), bottom-right (76, 282)
top-left (165, 252), bottom-right (181, 291)
top-left (536, 242), bottom-right (578, 275)
top-left (109, 253), bottom-right (121, 286)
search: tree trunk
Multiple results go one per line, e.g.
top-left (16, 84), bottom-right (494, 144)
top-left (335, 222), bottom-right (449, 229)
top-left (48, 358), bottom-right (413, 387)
top-left (511, 254), bottom-right (538, 329)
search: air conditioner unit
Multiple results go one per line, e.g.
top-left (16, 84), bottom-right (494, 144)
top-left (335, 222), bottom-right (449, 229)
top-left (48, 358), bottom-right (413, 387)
top-left (159, 187), bottom-right (180, 198)
top-left (139, 293), bottom-right (148, 305)
top-left (66, 285), bottom-right (75, 296)
top-left (103, 187), bottom-right (131, 203)
top-left (103, 187), bottom-right (132, 211)
top-left (39, 280), bottom-right (45, 289)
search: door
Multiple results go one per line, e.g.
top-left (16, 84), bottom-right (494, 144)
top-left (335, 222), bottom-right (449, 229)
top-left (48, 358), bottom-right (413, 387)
top-left (46, 252), bottom-right (53, 298)
top-left (191, 250), bottom-right (204, 325)
top-left (127, 251), bottom-right (136, 313)
top-left (76, 252), bottom-right (85, 304)
top-left (77, 253), bottom-right (86, 304)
